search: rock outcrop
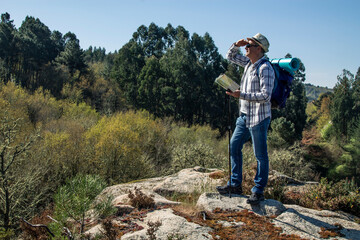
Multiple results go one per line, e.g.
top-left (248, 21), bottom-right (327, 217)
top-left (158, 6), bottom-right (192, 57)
top-left (88, 167), bottom-right (360, 240)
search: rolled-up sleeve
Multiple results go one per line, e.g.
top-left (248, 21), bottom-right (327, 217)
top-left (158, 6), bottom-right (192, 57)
top-left (226, 43), bottom-right (250, 67)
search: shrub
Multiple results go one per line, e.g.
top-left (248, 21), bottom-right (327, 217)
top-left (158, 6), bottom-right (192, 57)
top-left (128, 188), bottom-right (155, 209)
top-left (320, 122), bottom-right (335, 140)
top-left (85, 111), bottom-right (166, 184)
top-left (61, 101), bottom-right (100, 130)
top-left (170, 143), bottom-right (225, 173)
top-left (269, 143), bottom-right (317, 181)
top-left (26, 87), bottom-right (63, 126)
top-left (0, 228), bottom-right (14, 239)
top-left (268, 117), bottom-right (296, 148)
top-left (168, 124), bottom-right (229, 173)
top-left (51, 174), bottom-right (107, 235)
top-left (38, 128), bottom-right (88, 188)
top-left (169, 124), bottom-right (225, 156)
top-left (299, 178), bottom-right (360, 217)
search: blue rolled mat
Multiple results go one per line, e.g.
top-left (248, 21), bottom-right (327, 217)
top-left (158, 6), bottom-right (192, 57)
top-left (270, 58), bottom-right (300, 75)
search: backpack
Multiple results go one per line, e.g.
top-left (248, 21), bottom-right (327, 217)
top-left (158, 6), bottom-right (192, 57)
top-left (257, 58), bottom-right (299, 109)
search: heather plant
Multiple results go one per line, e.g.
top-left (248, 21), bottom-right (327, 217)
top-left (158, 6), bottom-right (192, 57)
top-left (299, 177), bottom-right (360, 217)
top-left (128, 188), bottom-right (155, 209)
top-left (265, 178), bottom-right (287, 202)
top-left (146, 220), bottom-right (162, 240)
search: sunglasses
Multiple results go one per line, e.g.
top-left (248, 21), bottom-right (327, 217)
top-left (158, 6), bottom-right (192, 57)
top-left (245, 43), bottom-right (259, 48)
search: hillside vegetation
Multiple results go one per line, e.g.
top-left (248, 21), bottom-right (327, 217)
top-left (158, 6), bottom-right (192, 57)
top-left (1, 12), bottom-right (359, 239)
top-left (305, 83), bottom-right (333, 102)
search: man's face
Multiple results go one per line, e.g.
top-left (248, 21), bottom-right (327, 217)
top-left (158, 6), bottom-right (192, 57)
top-left (245, 40), bottom-right (262, 58)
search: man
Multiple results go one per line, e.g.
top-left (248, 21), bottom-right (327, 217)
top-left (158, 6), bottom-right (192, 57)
top-left (217, 33), bottom-right (275, 204)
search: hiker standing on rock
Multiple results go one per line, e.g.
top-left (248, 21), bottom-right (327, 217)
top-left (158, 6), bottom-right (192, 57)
top-left (217, 33), bottom-right (275, 204)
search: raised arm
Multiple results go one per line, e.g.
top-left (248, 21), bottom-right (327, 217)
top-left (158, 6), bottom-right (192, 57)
top-left (226, 40), bottom-right (250, 67)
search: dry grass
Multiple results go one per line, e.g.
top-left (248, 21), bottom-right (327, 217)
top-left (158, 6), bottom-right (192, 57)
top-left (318, 223), bottom-right (344, 239)
top-left (172, 207), bottom-right (307, 240)
top-left (209, 170), bottom-right (226, 179)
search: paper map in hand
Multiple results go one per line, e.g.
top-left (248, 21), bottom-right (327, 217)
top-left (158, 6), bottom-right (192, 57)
top-left (215, 74), bottom-right (240, 92)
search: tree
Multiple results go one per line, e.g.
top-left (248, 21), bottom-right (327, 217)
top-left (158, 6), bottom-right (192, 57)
top-left (190, 32), bottom-right (230, 129)
top-left (0, 12), bottom-right (17, 84)
top-left (137, 56), bottom-right (164, 116)
top-left (52, 174), bottom-right (110, 235)
top-left (110, 41), bottom-right (145, 107)
top-left (132, 23), bottom-right (166, 58)
top-left (351, 67), bottom-right (360, 125)
top-left (0, 109), bottom-right (39, 231)
top-left (84, 46), bottom-right (107, 63)
top-left (16, 16), bottom-right (57, 90)
top-left (331, 69), bottom-right (354, 138)
top-left (268, 117), bottom-right (296, 148)
top-left (160, 37), bottom-right (201, 124)
top-left (55, 32), bottom-right (87, 80)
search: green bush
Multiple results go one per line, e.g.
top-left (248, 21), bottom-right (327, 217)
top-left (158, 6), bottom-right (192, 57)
top-left (320, 122), bottom-right (335, 140)
top-left (85, 111), bottom-right (168, 184)
top-left (299, 178), bottom-right (360, 217)
top-left (0, 227), bottom-right (14, 239)
top-left (51, 174), bottom-right (108, 236)
top-left (170, 143), bottom-right (226, 173)
top-left (168, 124), bottom-right (228, 173)
top-left (268, 117), bottom-right (296, 148)
top-left (269, 143), bottom-right (317, 181)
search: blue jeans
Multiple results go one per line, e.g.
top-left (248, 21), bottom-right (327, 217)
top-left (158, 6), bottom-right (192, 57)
top-left (228, 113), bottom-right (270, 194)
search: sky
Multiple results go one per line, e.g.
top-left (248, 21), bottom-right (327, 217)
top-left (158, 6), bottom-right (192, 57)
top-left (2, 0), bottom-right (360, 88)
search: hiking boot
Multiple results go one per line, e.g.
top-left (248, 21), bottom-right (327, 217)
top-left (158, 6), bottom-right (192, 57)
top-left (246, 192), bottom-right (265, 204)
top-left (216, 185), bottom-right (243, 195)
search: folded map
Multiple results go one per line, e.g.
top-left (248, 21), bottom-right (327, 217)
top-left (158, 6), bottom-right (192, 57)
top-left (215, 74), bottom-right (240, 92)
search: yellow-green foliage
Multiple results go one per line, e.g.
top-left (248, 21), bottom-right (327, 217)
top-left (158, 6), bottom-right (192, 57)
top-left (316, 96), bottom-right (331, 132)
top-left (26, 87), bottom-right (63, 125)
top-left (0, 82), bottom-right (29, 109)
top-left (61, 101), bottom-right (100, 129)
top-left (85, 110), bottom-right (166, 184)
top-left (0, 227), bottom-right (14, 239)
top-left (61, 83), bottom-right (83, 104)
top-left (0, 83), bottom-right (33, 140)
top-left (41, 130), bottom-right (86, 181)
top-left (306, 102), bottom-right (318, 122)
top-left (0, 83), bottom-right (46, 230)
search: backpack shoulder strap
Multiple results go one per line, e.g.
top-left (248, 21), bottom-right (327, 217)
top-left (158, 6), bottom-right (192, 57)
top-left (255, 58), bottom-right (271, 77)
top-left (256, 58), bottom-right (278, 94)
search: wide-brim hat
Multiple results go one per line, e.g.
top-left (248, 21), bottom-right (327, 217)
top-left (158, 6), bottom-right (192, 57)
top-left (247, 33), bottom-right (269, 53)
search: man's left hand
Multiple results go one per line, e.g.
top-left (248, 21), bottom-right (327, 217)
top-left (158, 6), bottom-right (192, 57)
top-left (226, 90), bottom-right (240, 98)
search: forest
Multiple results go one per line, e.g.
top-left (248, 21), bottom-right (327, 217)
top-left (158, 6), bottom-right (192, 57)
top-left (0, 12), bottom-right (359, 238)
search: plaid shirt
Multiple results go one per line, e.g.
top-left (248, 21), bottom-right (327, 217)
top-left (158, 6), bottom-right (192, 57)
top-left (226, 43), bottom-right (275, 127)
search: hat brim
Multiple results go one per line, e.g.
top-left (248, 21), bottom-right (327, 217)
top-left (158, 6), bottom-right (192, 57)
top-left (247, 37), bottom-right (268, 53)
